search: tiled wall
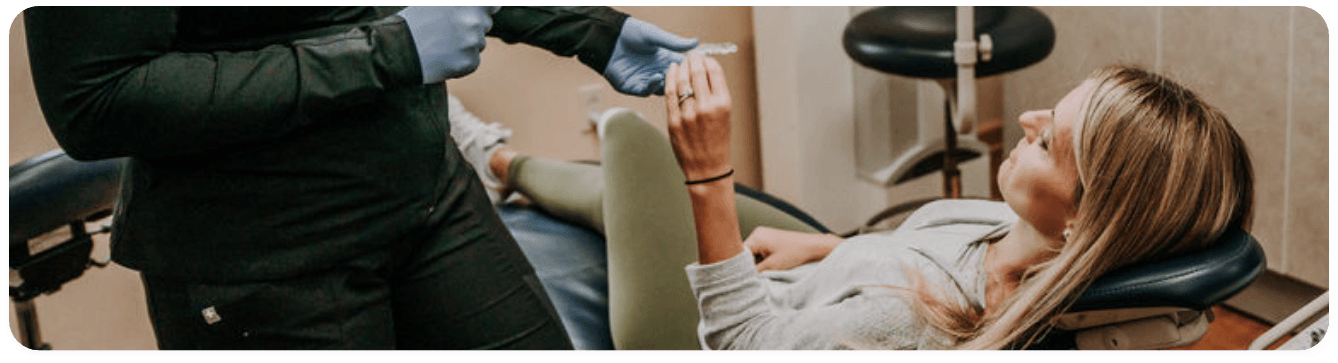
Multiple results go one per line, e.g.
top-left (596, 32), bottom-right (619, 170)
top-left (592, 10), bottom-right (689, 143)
top-left (1002, 7), bottom-right (1328, 287)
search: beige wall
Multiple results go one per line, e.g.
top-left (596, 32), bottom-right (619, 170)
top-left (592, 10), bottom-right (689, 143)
top-left (751, 6), bottom-right (1013, 235)
top-left (453, 6), bottom-right (761, 187)
top-left (1002, 7), bottom-right (1328, 287)
top-left (9, 14), bottom-right (57, 163)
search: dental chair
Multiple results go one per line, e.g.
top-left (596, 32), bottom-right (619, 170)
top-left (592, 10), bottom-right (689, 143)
top-left (12, 149), bottom-right (1266, 350)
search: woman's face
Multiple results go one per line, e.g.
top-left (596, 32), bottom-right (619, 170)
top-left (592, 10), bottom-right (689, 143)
top-left (997, 81), bottom-right (1089, 240)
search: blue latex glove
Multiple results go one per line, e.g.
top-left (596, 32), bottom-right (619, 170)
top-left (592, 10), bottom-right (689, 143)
top-left (398, 6), bottom-right (501, 84)
top-left (603, 18), bottom-right (699, 96)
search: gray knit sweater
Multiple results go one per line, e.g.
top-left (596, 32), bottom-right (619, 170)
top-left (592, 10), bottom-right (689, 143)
top-left (685, 199), bottom-right (1017, 349)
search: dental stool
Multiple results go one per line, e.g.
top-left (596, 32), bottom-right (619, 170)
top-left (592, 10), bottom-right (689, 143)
top-left (10, 150), bottom-right (124, 349)
top-left (843, 6), bottom-right (1055, 197)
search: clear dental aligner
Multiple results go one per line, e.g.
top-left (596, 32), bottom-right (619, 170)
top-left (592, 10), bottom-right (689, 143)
top-left (688, 42), bottom-right (737, 56)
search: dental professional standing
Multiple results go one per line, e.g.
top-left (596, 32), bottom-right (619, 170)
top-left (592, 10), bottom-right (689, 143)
top-left (23, 6), bottom-right (696, 349)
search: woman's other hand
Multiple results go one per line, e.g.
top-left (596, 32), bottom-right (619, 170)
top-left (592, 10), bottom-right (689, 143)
top-left (744, 227), bottom-right (843, 271)
top-left (664, 52), bottom-right (733, 182)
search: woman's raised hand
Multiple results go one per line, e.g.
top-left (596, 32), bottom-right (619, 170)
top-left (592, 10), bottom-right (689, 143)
top-left (664, 52), bottom-right (733, 183)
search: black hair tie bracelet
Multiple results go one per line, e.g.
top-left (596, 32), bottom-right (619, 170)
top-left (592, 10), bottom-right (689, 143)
top-left (685, 169), bottom-right (734, 185)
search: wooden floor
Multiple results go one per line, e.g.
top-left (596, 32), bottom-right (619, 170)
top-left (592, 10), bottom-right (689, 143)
top-left (1175, 306), bottom-right (1288, 350)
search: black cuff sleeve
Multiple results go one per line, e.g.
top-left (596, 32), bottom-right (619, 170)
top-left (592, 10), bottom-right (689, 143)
top-left (488, 6), bottom-right (630, 74)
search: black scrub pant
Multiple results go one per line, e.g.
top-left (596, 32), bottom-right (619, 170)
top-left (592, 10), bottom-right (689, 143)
top-left (139, 163), bottom-right (573, 349)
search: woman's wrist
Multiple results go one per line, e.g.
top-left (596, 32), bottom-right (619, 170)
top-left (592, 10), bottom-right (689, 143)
top-left (818, 234), bottom-right (843, 255)
top-left (685, 168), bottom-right (734, 185)
top-left (685, 174), bottom-right (743, 264)
top-left (685, 175), bottom-right (733, 196)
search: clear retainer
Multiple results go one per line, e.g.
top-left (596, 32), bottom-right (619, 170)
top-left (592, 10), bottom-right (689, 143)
top-left (686, 42), bottom-right (737, 56)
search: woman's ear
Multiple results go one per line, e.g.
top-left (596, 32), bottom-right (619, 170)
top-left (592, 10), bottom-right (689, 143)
top-left (1062, 219), bottom-right (1077, 242)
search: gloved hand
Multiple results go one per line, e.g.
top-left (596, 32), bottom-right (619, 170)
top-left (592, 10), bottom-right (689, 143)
top-left (397, 6), bottom-right (502, 84)
top-left (603, 18), bottom-right (699, 96)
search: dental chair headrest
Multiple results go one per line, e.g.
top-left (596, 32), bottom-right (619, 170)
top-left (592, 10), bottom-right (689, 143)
top-left (1071, 226), bottom-right (1266, 312)
top-left (9, 150), bottom-right (125, 244)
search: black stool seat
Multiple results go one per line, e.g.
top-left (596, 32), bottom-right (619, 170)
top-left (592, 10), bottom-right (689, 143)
top-left (10, 150), bottom-right (124, 243)
top-left (843, 6), bottom-right (1055, 79)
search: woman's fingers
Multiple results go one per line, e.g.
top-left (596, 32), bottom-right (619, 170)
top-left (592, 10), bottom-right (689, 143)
top-left (743, 232), bottom-right (772, 269)
top-left (704, 57), bottom-right (730, 109)
top-left (663, 53), bottom-right (732, 182)
top-left (664, 63), bottom-right (682, 127)
top-left (675, 57), bottom-right (697, 123)
top-left (688, 53), bottom-right (711, 106)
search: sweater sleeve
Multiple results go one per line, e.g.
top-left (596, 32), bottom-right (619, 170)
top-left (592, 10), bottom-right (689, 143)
top-left (23, 7), bottom-right (421, 160)
top-left (685, 248), bottom-right (924, 350)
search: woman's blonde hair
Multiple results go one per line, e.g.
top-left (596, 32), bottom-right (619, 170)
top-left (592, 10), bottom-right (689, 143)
top-left (913, 66), bottom-right (1255, 349)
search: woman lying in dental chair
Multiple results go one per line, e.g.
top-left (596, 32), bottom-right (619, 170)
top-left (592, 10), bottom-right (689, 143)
top-left (452, 53), bottom-right (1255, 349)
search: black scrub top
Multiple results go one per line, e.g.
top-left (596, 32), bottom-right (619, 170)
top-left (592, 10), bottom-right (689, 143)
top-left (24, 6), bottom-right (629, 282)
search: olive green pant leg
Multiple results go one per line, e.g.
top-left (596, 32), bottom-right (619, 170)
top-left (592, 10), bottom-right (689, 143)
top-left (510, 110), bottom-right (821, 350)
top-left (510, 156), bottom-right (606, 235)
top-left (594, 110), bottom-right (700, 350)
